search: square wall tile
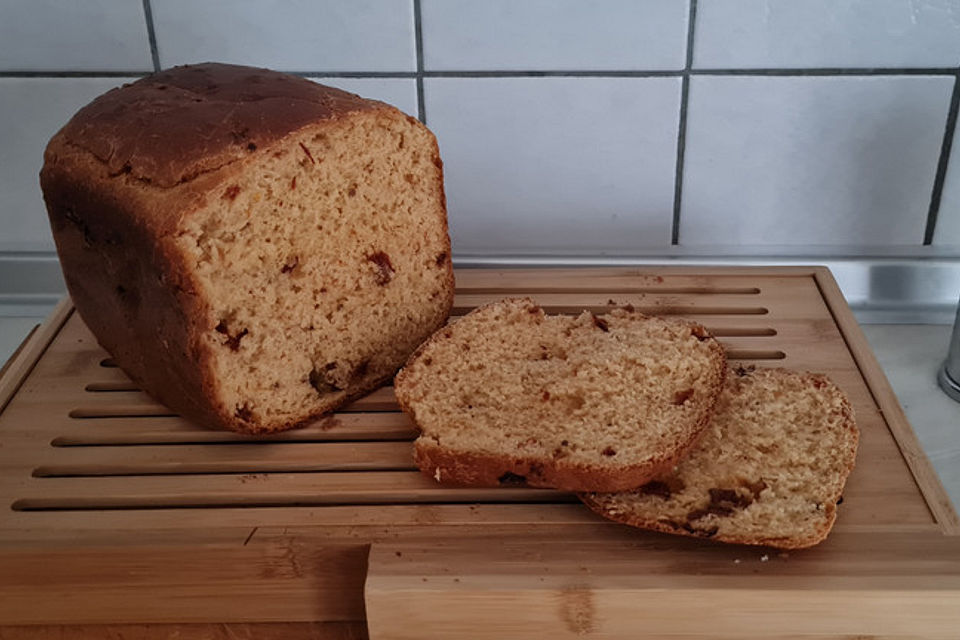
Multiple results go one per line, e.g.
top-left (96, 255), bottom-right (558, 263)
top-left (0, 78), bottom-right (132, 251)
top-left (309, 77), bottom-right (418, 118)
top-left (934, 125), bottom-right (960, 247)
top-left (153, 0), bottom-right (415, 72)
top-left (424, 77), bottom-right (680, 254)
top-left (0, 0), bottom-right (151, 71)
top-left (422, 0), bottom-right (689, 71)
top-left (680, 76), bottom-right (952, 246)
top-left (695, 0), bottom-right (960, 69)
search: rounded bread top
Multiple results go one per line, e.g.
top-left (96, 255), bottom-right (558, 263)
top-left (48, 62), bottom-right (383, 188)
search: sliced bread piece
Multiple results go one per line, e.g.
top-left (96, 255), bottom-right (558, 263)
top-left (580, 367), bottom-right (859, 549)
top-left (394, 298), bottom-right (727, 492)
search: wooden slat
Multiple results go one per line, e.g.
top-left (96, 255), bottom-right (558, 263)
top-left (0, 300), bottom-right (72, 414)
top-left (0, 540), bottom-right (370, 625)
top-left (365, 533), bottom-right (960, 640)
top-left (0, 623), bottom-right (369, 640)
top-left (48, 413), bottom-right (417, 445)
top-left (10, 472), bottom-right (573, 510)
top-left (453, 292), bottom-right (772, 316)
top-left (31, 441), bottom-right (418, 476)
top-left (451, 267), bottom-right (819, 292)
top-left (812, 267), bottom-right (960, 534)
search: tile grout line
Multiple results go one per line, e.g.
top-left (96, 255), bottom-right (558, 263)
top-left (141, 0), bottom-right (161, 72)
top-left (0, 71), bottom-right (153, 78)
top-left (413, 0), bottom-right (426, 124)
top-left (671, 0), bottom-right (698, 245)
top-left (4, 68), bottom-right (960, 80)
top-left (693, 67), bottom-right (957, 76)
top-left (923, 71), bottom-right (960, 245)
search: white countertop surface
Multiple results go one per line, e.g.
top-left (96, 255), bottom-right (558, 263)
top-left (1, 313), bottom-right (958, 514)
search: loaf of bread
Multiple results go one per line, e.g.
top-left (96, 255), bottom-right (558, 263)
top-left (41, 63), bottom-right (454, 434)
top-left (394, 298), bottom-right (727, 492)
top-left (580, 367), bottom-right (859, 548)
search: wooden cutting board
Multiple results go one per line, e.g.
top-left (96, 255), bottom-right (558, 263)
top-left (0, 266), bottom-right (957, 640)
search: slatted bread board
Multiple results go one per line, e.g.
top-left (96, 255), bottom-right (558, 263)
top-left (1, 266), bottom-right (958, 640)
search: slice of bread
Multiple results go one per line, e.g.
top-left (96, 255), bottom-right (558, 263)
top-left (394, 298), bottom-right (727, 492)
top-left (580, 367), bottom-right (859, 549)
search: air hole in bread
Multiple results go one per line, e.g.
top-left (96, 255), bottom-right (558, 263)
top-left (352, 359), bottom-right (370, 381)
top-left (498, 472), bottom-right (527, 486)
top-left (309, 366), bottom-right (342, 395)
top-left (215, 321), bottom-right (248, 351)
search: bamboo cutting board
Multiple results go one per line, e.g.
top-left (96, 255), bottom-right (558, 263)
top-left (0, 266), bottom-right (958, 640)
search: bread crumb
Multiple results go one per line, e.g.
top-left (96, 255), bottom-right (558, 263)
top-left (733, 558), bottom-right (741, 564)
top-left (760, 554), bottom-right (769, 562)
top-left (434, 467), bottom-right (442, 482)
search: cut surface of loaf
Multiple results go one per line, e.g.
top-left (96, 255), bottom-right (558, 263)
top-left (41, 63), bottom-right (453, 433)
top-left (580, 367), bottom-right (859, 549)
top-left (394, 298), bottom-right (727, 492)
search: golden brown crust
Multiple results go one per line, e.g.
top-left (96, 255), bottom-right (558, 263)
top-left (52, 63), bottom-right (381, 190)
top-left (581, 505), bottom-right (838, 550)
top-left (42, 148), bottom-right (226, 429)
top-left (579, 368), bottom-right (860, 549)
top-left (396, 298), bottom-right (728, 492)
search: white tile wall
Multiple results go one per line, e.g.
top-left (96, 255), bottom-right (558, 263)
top-left (935, 125), bottom-right (960, 247)
top-left (425, 77), bottom-right (681, 254)
top-left (680, 76), bottom-right (952, 246)
top-left (2, 1), bottom-right (960, 259)
top-left (0, 78), bottom-right (131, 252)
top-left (152, 0), bottom-right (415, 71)
top-left (309, 78), bottom-right (418, 118)
top-left (0, 0), bottom-right (152, 71)
top-left (421, 0), bottom-right (688, 71)
top-left (695, 0), bottom-right (960, 69)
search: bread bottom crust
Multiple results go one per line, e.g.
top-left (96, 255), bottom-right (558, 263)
top-left (413, 414), bottom-right (712, 493)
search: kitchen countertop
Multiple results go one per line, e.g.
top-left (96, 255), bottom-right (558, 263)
top-left (1, 312), bottom-right (958, 513)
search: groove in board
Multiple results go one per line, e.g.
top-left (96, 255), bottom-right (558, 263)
top-left (454, 302), bottom-right (770, 316)
top-left (12, 471), bottom-right (574, 510)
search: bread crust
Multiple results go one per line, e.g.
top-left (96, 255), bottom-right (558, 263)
top-left (413, 423), bottom-right (711, 493)
top-left (396, 298), bottom-right (728, 492)
top-left (579, 368), bottom-right (860, 549)
top-left (41, 63), bottom-right (453, 434)
top-left (49, 63), bottom-right (382, 190)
